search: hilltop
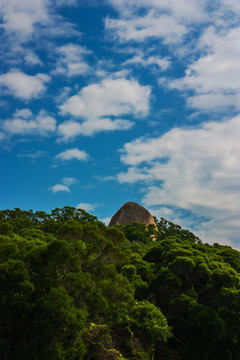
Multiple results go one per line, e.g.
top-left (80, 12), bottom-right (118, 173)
top-left (108, 201), bottom-right (156, 228)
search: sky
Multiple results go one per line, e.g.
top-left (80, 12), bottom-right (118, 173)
top-left (0, 0), bottom-right (240, 249)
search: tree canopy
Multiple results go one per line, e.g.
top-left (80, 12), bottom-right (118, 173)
top-left (0, 207), bottom-right (239, 359)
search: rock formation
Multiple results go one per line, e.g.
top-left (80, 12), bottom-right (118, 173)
top-left (108, 201), bottom-right (156, 228)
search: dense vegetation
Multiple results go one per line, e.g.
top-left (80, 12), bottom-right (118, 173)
top-left (0, 207), bottom-right (240, 359)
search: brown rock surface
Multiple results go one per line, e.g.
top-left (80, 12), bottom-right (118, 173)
top-left (108, 201), bottom-right (156, 228)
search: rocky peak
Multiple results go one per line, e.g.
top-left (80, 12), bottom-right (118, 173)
top-left (108, 201), bottom-right (156, 228)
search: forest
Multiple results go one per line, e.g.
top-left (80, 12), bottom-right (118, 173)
top-left (0, 206), bottom-right (240, 360)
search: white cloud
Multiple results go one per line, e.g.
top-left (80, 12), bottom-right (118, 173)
top-left (18, 150), bottom-right (47, 160)
top-left (52, 43), bottom-right (91, 77)
top-left (106, 1), bottom-right (240, 114)
top-left (107, 0), bottom-right (240, 33)
top-left (24, 50), bottom-right (43, 66)
top-left (106, 10), bottom-right (187, 44)
top-left (76, 202), bottom-right (98, 212)
top-left (222, 0), bottom-right (240, 13)
top-left (58, 76), bottom-right (150, 139)
top-left (62, 177), bottom-right (77, 186)
top-left (151, 207), bottom-right (174, 218)
top-left (105, 0), bottom-right (207, 44)
top-left (58, 118), bottom-right (133, 140)
top-left (49, 176), bottom-right (77, 193)
top-left (0, 0), bottom-right (49, 37)
top-left (14, 109), bottom-right (33, 118)
top-left (0, 0), bottom-right (82, 73)
top-left (0, 70), bottom-right (50, 100)
top-left (0, 131), bottom-right (7, 142)
top-left (0, 40), bottom-right (44, 69)
top-left (60, 77), bottom-right (150, 118)
top-left (107, 0), bottom-right (206, 21)
top-left (187, 93), bottom-right (240, 111)
top-left (123, 53), bottom-right (170, 71)
top-left (169, 26), bottom-right (240, 111)
top-left (214, 0), bottom-right (240, 27)
top-left (55, 148), bottom-right (89, 161)
top-left (50, 184), bottom-right (70, 193)
top-left (54, 87), bottom-right (72, 105)
top-left (57, 121), bottom-right (82, 140)
top-left (100, 217), bottom-right (111, 226)
top-left (0, 0), bottom-right (80, 39)
top-left (2, 109), bottom-right (56, 136)
top-left (55, 0), bottom-right (79, 6)
top-left (117, 116), bottom-right (240, 245)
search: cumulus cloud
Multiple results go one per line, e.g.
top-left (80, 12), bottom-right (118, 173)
top-left (0, 0), bottom-right (49, 37)
top-left (50, 184), bottom-right (70, 193)
top-left (106, 1), bottom-right (240, 113)
top-left (58, 118), bottom-right (133, 140)
top-left (0, 70), bottom-right (50, 100)
top-left (106, 10), bottom-right (187, 44)
top-left (2, 109), bottom-right (56, 136)
top-left (58, 76), bottom-right (150, 139)
top-left (55, 148), bottom-right (89, 161)
top-left (123, 52), bottom-right (170, 71)
top-left (0, 0), bottom-right (81, 39)
top-left (76, 202), bottom-right (99, 212)
top-left (107, 0), bottom-right (206, 21)
top-left (49, 176), bottom-right (77, 193)
top-left (57, 121), bottom-right (82, 140)
top-left (106, 0), bottom-right (207, 43)
top-left (0, 0), bottom-right (82, 71)
top-left (117, 116), bottom-right (240, 245)
top-left (52, 43), bottom-right (91, 77)
top-left (60, 77), bottom-right (150, 117)
top-left (106, 0), bottom-right (240, 42)
top-left (169, 26), bottom-right (240, 111)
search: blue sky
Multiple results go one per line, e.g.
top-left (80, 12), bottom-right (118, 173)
top-left (0, 0), bottom-right (240, 248)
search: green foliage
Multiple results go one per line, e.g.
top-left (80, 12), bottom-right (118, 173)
top-left (83, 322), bottom-right (126, 359)
top-left (130, 300), bottom-right (171, 345)
top-left (0, 207), bottom-right (240, 359)
top-left (117, 221), bottom-right (151, 244)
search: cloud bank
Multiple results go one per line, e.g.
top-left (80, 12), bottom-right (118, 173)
top-left (117, 116), bottom-right (240, 246)
top-left (58, 76), bottom-right (151, 139)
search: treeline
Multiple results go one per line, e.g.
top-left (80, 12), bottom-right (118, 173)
top-left (0, 207), bottom-right (240, 359)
